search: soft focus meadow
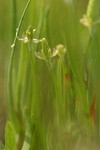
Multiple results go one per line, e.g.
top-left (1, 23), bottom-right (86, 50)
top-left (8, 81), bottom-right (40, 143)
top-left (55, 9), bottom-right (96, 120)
top-left (0, 0), bottom-right (100, 149)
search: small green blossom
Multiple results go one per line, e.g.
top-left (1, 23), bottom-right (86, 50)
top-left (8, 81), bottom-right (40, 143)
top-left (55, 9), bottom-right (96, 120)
top-left (17, 25), bottom-right (39, 44)
top-left (80, 0), bottom-right (96, 27)
top-left (35, 38), bottom-right (66, 63)
top-left (35, 51), bottom-right (47, 60)
top-left (35, 38), bottom-right (58, 61)
top-left (80, 15), bottom-right (92, 28)
top-left (17, 25), bottom-right (65, 64)
top-left (80, 0), bottom-right (100, 29)
top-left (56, 44), bottom-right (66, 58)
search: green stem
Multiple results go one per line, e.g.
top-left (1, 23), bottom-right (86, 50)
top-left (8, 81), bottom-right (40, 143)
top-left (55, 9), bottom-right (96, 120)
top-left (28, 43), bottom-right (37, 120)
top-left (57, 58), bottom-right (66, 121)
top-left (28, 43), bottom-right (35, 87)
top-left (7, 0), bottom-right (31, 121)
top-left (21, 43), bottom-right (36, 149)
top-left (12, 0), bottom-right (17, 40)
top-left (47, 61), bottom-right (58, 97)
top-left (46, 61), bottom-right (59, 122)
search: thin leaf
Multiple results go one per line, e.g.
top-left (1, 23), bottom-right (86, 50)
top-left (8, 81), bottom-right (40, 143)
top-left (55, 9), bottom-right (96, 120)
top-left (5, 121), bottom-right (17, 150)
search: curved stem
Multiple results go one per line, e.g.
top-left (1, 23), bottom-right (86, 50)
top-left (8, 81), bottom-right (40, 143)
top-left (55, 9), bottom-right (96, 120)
top-left (12, 0), bottom-right (17, 39)
top-left (46, 61), bottom-right (59, 122)
top-left (7, 0), bottom-right (31, 121)
top-left (46, 61), bottom-right (58, 97)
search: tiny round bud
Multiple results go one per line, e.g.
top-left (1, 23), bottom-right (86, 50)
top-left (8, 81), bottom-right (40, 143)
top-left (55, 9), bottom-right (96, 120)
top-left (56, 44), bottom-right (66, 57)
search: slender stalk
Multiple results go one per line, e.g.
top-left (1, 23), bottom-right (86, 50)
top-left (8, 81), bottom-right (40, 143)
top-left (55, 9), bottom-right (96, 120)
top-left (46, 61), bottom-right (58, 98)
top-left (46, 61), bottom-right (59, 123)
top-left (11, 0), bottom-right (17, 40)
top-left (28, 43), bottom-right (37, 114)
top-left (56, 58), bottom-right (67, 123)
top-left (7, 0), bottom-right (31, 121)
top-left (21, 43), bottom-right (36, 150)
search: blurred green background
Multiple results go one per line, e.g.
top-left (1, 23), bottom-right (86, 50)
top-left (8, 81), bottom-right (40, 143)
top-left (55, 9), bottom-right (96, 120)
top-left (1, 0), bottom-right (100, 149)
top-left (0, 0), bottom-right (88, 104)
top-left (0, 0), bottom-right (89, 141)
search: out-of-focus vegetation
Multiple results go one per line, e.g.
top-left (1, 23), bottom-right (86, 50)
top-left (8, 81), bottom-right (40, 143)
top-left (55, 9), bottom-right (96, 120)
top-left (0, 0), bottom-right (100, 149)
